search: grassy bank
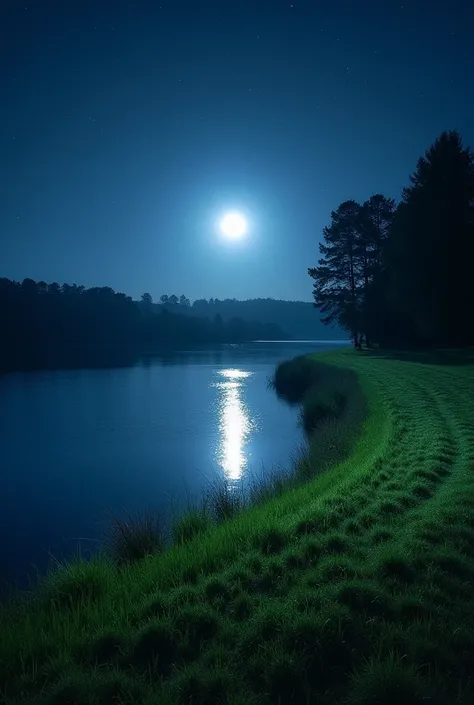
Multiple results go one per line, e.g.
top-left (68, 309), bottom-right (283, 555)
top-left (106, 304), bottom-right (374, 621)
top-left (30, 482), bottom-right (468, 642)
top-left (2, 348), bottom-right (474, 704)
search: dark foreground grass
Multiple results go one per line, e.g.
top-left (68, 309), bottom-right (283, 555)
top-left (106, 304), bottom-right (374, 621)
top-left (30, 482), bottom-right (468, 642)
top-left (2, 349), bottom-right (474, 704)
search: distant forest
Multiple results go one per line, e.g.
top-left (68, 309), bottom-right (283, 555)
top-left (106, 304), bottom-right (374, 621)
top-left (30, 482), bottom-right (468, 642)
top-left (309, 130), bottom-right (474, 348)
top-left (145, 296), bottom-right (345, 341)
top-left (0, 280), bottom-right (290, 371)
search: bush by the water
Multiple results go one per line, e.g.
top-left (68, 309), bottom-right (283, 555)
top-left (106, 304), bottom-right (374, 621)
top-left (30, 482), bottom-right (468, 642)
top-left (270, 355), bottom-right (319, 403)
top-left (273, 356), bottom-right (363, 436)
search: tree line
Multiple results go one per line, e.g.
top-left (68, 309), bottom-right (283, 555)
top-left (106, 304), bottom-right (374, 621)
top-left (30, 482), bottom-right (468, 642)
top-left (141, 295), bottom-right (345, 340)
top-left (141, 293), bottom-right (191, 309)
top-left (0, 279), bottom-right (287, 370)
top-left (309, 130), bottom-right (474, 348)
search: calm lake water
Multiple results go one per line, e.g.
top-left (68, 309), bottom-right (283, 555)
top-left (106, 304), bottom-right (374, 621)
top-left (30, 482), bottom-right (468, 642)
top-left (0, 340), bottom-right (348, 589)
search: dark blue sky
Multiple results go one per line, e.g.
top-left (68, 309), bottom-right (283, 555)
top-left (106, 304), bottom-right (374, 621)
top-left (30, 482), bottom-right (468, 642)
top-left (1, 0), bottom-right (473, 302)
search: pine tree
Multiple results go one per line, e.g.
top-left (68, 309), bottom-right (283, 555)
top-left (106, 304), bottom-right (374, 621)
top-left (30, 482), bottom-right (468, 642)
top-left (308, 200), bottom-right (363, 344)
top-left (386, 130), bottom-right (474, 346)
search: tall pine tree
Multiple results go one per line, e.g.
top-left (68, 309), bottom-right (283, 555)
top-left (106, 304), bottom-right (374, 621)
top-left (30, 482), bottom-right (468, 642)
top-left (386, 131), bottom-right (474, 346)
top-left (309, 196), bottom-right (395, 345)
top-left (309, 200), bottom-right (363, 344)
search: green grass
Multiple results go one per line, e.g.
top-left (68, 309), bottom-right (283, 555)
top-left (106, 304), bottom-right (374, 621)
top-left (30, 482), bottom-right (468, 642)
top-left (171, 508), bottom-right (212, 545)
top-left (2, 348), bottom-right (474, 704)
top-left (102, 507), bottom-right (166, 565)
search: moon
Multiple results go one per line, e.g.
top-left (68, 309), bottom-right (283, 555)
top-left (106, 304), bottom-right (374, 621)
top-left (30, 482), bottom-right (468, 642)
top-left (219, 212), bottom-right (247, 239)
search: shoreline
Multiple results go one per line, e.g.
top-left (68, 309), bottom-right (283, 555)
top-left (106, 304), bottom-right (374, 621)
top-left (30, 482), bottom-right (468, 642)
top-left (2, 348), bottom-right (473, 703)
top-left (0, 339), bottom-right (350, 374)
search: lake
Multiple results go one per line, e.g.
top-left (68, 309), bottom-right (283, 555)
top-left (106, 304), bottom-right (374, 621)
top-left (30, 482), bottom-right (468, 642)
top-left (0, 340), bottom-right (348, 589)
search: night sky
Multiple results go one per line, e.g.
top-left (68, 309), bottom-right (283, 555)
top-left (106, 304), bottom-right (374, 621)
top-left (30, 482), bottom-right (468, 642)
top-left (1, 0), bottom-right (473, 302)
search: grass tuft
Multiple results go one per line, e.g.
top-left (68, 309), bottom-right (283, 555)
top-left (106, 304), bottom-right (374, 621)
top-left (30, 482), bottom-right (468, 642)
top-left (46, 677), bottom-right (88, 705)
top-left (257, 527), bottom-right (287, 555)
top-left (84, 631), bottom-right (125, 666)
top-left (323, 534), bottom-right (350, 554)
top-left (230, 593), bottom-right (254, 620)
top-left (172, 508), bottom-right (211, 545)
top-left (175, 664), bottom-right (236, 705)
top-left (263, 649), bottom-right (305, 704)
top-left (380, 556), bottom-right (415, 583)
top-left (103, 507), bottom-right (166, 565)
top-left (295, 516), bottom-right (319, 536)
top-left (204, 577), bottom-right (231, 602)
top-left (348, 655), bottom-right (444, 705)
top-left (337, 580), bottom-right (395, 618)
top-left (130, 620), bottom-right (181, 676)
top-left (175, 604), bottom-right (220, 642)
top-left (40, 556), bottom-right (114, 608)
top-left (205, 477), bottom-right (244, 523)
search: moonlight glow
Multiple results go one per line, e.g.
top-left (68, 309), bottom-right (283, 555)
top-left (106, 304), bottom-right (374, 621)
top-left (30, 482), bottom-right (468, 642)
top-left (220, 212), bottom-right (247, 239)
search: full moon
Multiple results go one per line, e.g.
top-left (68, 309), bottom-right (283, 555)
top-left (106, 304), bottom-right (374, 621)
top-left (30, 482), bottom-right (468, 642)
top-left (220, 212), bottom-right (247, 239)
